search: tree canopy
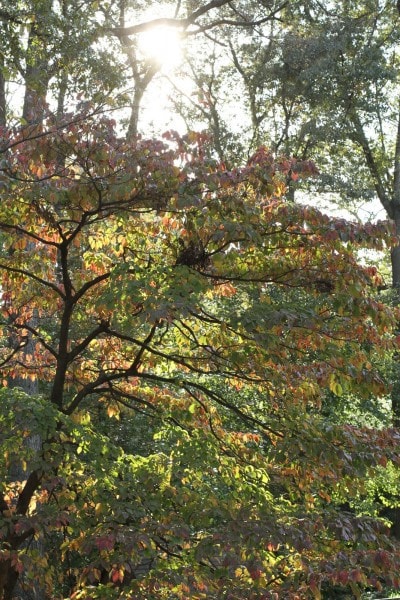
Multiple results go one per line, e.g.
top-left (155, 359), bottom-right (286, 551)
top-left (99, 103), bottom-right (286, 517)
top-left (0, 1), bottom-right (400, 599)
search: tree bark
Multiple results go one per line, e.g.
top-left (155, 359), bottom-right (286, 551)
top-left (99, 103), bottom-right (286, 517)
top-left (0, 470), bottom-right (41, 599)
top-left (21, 19), bottom-right (50, 124)
top-left (389, 108), bottom-right (400, 427)
top-left (391, 218), bottom-right (400, 427)
top-left (0, 54), bottom-right (6, 128)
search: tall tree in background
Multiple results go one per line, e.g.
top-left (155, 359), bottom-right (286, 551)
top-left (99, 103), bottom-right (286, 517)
top-left (1, 1), bottom-right (400, 599)
top-left (0, 0), bottom-right (288, 135)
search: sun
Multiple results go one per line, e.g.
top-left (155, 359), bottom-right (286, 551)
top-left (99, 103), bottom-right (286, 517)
top-left (137, 25), bottom-right (183, 70)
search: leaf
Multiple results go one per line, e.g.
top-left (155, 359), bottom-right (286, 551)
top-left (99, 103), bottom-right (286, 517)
top-left (95, 536), bottom-right (114, 552)
top-left (329, 375), bottom-right (343, 397)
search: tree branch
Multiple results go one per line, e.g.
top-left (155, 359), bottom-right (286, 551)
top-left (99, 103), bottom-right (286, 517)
top-left (0, 263), bottom-right (65, 298)
top-left (111, 0), bottom-right (233, 37)
top-left (16, 470), bottom-right (41, 515)
top-left (349, 110), bottom-right (392, 217)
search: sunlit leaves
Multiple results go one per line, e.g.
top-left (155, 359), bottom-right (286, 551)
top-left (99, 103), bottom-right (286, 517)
top-left (0, 115), bottom-right (399, 598)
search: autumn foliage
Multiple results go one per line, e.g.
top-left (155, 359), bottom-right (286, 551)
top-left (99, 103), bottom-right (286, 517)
top-left (0, 112), bottom-right (399, 599)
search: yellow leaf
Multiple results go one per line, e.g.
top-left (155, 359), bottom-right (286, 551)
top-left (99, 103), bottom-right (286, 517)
top-left (107, 404), bottom-right (120, 419)
top-left (235, 567), bottom-right (244, 578)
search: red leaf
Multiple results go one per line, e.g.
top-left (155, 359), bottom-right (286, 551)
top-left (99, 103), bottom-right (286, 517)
top-left (95, 536), bottom-right (114, 551)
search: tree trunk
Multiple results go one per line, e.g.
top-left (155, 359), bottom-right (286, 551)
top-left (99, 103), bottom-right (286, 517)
top-left (128, 84), bottom-right (144, 140)
top-left (0, 55), bottom-right (6, 128)
top-left (0, 563), bottom-right (20, 600)
top-left (22, 22), bottom-right (50, 124)
top-left (7, 18), bottom-right (52, 596)
top-left (390, 109), bottom-right (400, 428)
top-left (390, 212), bottom-right (400, 427)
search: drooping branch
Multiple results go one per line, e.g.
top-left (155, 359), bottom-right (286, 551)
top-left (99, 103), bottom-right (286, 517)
top-left (182, 380), bottom-right (284, 437)
top-left (12, 322), bottom-right (57, 359)
top-left (0, 105), bottom-right (115, 155)
top-left (0, 262), bottom-right (65, 298)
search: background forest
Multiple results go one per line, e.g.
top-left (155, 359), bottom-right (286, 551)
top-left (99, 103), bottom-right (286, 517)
top-left (0, 1), bottom-right (400, 599)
